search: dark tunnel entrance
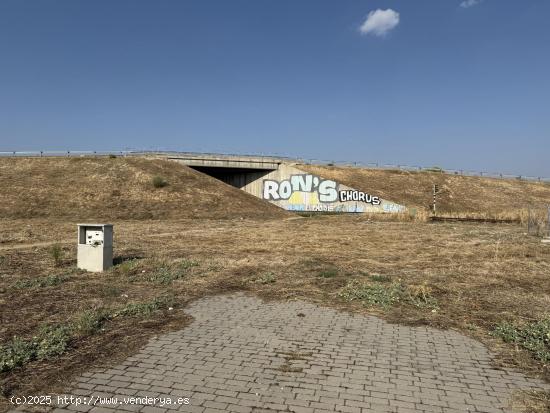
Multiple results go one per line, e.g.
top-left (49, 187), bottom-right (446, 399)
top-left (187, 166), bottom-right (275, 190)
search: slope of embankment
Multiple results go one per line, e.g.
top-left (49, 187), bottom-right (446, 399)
top-left (299, 164), bottom-right (550, 217)
top-left (0, 157), bottom-right (288, 220)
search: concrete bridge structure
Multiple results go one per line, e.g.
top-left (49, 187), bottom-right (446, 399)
top-left (152, 152), bottom-right (407, 214)
top-left (0, 150), bottom-right (406, 214)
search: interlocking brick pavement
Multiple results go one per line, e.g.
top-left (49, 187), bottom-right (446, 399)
top-left (14, 293), bottom-right (549, 412)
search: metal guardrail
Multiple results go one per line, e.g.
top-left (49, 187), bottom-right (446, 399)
top-left (0, 150), bottom-right (548, 183)
top-left (297, 158), bottom-right (550, 183)
top-left (0, 150), bottom-right (131, 157)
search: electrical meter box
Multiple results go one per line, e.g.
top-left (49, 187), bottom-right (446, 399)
top-left (77, 224), bottom-right (113, 272)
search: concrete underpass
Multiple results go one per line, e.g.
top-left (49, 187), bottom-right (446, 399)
top-left (158, 153), bottom-right (406, 214)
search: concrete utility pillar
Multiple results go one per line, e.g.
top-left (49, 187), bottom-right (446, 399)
top-left (77, 224), bottom-right (113, 272)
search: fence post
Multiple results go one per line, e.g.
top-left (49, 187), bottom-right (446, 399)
top-left (527, 206), bottom-right (533, 235)
top-left (432, 184), bottom-right (438, 215)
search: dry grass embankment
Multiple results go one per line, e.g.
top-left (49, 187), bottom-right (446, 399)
top-left (0, 157), bottom-right (287, 221)
top-left (300, 164), bottom-right (550, 222)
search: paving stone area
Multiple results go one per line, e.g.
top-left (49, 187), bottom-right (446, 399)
top-left (26, 294), bottom-right (549, 412)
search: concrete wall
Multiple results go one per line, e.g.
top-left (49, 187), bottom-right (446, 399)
top-left (167, 154), bottom-right (406, 214)
top-left (168, 154), bottom-right (281, 170)
top-left (241, 164), bottom-right (406, 214)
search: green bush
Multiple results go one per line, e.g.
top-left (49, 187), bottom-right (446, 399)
top-left (493, 318), bottom-right (550, 362)
top-left (152, 176), bottom-right (168, 188)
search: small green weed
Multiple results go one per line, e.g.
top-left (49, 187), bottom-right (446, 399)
top-left (13, 274), bottom-right (67, 289)
top-left (0, 325), bottom-right (71, 372)
top-left (0, 296), bottom-right (173, 373)
top-left (340, 281), bottom-right (404, 309)
top-left (147, 267), bottom-right (176, 284)
top-left (493, 318), bottom-right (550, 363)
top-left (257, 272), bottom-right (276, 284)
top-left (49, 244), bottom-right (63, 267)
top-left (115, 296), bottom-right (174, 317)
top-left (177, 259), bottom-right (198, 270)
top-left (0, 337), bottom-right (34, 372)
top-left (33, 325), bottom-right (72, 360)
top-left (73, 309), bottom-right (109, 336)
top-left (466, 323), bottom-right (478, 331)
top-left (407, 284), bottom-right (439, 310)
top-left (116, 259), bottom-right (140, 275)
top-left (146, 260), bottom-right (197, 285)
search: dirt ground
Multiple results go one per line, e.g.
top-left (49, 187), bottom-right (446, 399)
top-left (1, 215), bottom-right (550, 412)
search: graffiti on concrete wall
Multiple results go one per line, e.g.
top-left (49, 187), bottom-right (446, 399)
top-left (339, 190), bottom-right (381, 205)
top-left (262, 174), bottom-right (402, 213)
top-left (263, 174), bottom-right (338, 203)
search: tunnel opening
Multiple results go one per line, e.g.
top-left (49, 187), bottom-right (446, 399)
top-left (187, 166), bottom-right (275, 189)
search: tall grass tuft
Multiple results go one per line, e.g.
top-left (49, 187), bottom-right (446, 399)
top-left (50, 244), bottom-right (63, 267)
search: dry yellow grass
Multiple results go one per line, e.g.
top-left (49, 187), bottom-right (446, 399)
top-left (0, 157), bottom-right (287, 220)
top-left (1, 158), bottom-right (550, 411)
top-left (1, 215), bottom-right (550, 411)
top-left (300, 164), bottom-right (550, 222)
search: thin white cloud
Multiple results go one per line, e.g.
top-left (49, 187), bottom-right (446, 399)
top-left (460, 0), bottom-right (482, 8)
top-left (359, 9), bottom-right (400, 37)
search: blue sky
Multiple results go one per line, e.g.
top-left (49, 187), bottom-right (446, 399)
top-left (1, 1), bottom-right (549, 176)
